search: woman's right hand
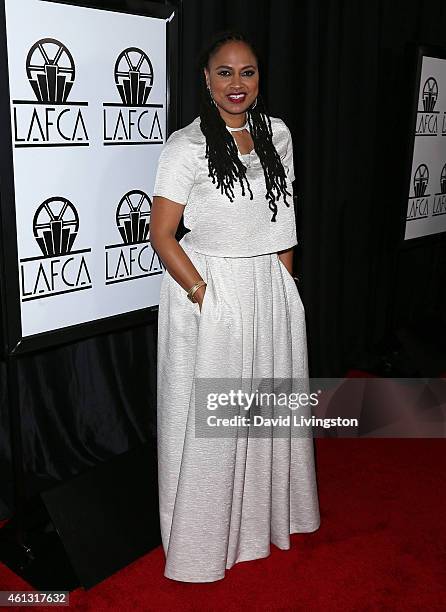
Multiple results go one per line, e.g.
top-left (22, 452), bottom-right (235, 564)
top-left (150, 196), bottom-right (210, 310)
top-left (194, 285), bottom-right (207, 312)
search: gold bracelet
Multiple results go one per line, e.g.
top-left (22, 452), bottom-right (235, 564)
top-left (187, 280), bottom-right (206, 303)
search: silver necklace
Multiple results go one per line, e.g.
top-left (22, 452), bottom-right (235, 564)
top-left (226, 121), bottom-right (249, 132)
top-left (226, 120), bottom-right (252, 167)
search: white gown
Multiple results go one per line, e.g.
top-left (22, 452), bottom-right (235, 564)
top-left (155, 117), bottom-right (320, 582)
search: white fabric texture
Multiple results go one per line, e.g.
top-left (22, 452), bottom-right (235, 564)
top-left (153, 115), bottom-right (297, 257)
top-left (156, 117), bottom-right (320, 583)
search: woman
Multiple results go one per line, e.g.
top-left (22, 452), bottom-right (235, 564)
top-left (150, 31), bottom-right (320, 583)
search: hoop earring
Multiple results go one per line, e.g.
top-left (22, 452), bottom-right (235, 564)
top-left (249, 97), bottom-right (258, 111)
top-left (207, 84), bottom-right (217, 107)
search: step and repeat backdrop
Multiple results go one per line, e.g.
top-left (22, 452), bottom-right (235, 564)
top-left (0, 0), bottom-right (177, 353)
top-left (405, 49), bottom-right (446, 240)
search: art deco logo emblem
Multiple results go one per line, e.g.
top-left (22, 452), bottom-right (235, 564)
top-left (103, 47), bottom-right (163, 145)
top-left (422, 77), bottom-right (438, 112)
top-left (116, 189), bottom-right (151, 244)
top-left (13, 38), bottom-right (89, 147)
top-left (33, 196), bottom-right (79, 256)
top-left (413, 164), bottom-right (429, 197)
top-left (440, 164), bottom-right (446, 194)
top-left (114, 48), bottom-right (154, 106)
top-left (432, 163), bottom-right (446, 218)
top-left (26, 38), bottom-right (75, 103)
top-left (105, 189), bottom-right (163, 284)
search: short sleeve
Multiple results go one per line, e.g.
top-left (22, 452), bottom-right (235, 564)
top-left (153, 131), bottom-right (196, 205)
top-left (281, 122), bottom-right (295, 183)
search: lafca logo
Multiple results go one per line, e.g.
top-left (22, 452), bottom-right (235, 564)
top-left (115, 47), bottom-right (153, 105)
top-left (407, 164), bottom-right (430, 221)
top-left (105, 189), bottom-right (163, 284)
top-left (103, 48), bottom-right (164, 145)
top-left (13, 38), bottom-right (89, 147)
top-left (20, 197), bottom-right (93, 301)
top-left (422, 77), bottom-right (438, 112)
top-left (432, 163), bottom-right (446, 218)
top-left (27, 38), bottom-right (75, 102)
top-left (416, 77), bottom-right (442, 136)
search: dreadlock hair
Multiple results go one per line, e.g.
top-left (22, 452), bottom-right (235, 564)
top-left (198, 30), bottom-right (292, 222)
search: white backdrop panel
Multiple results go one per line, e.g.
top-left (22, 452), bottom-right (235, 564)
top-left (4, 0), bottom-right (168, 337)
top-left (405, 54), bottom-right (446, 240)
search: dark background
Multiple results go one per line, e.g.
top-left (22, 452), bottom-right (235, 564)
top-left (1, 0), bottom-right (446, 519)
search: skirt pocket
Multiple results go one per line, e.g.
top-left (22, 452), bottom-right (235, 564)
top-left (277, 257), bottom-right (305, 313)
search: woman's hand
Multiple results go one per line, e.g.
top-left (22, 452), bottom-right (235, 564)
top-left (194, 284), bottom-right (206, 312)
top-left (278, 247), bottom-right (294, 275)
top-left (150, 196), bottom-right (208, 303)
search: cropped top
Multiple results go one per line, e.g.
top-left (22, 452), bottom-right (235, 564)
top-left (152, 115), bottom-right (297, 257)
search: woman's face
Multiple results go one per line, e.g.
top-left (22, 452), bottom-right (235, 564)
top-left (204, 40), bottom-right (259, 124)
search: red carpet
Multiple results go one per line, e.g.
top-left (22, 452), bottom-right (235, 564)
top-left (1, 439), bottom-right (445, 611)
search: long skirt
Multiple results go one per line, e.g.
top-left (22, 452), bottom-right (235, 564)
top-left (156, 231), bottom-right (320, 583)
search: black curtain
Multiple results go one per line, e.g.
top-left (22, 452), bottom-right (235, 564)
top-left (1, 0), bottom-right (446, 519)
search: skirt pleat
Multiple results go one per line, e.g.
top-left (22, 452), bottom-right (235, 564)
top-left (156, 232), bottom-right (320, 582)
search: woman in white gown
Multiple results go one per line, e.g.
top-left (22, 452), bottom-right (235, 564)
top-left (150, 31), bottom-right (320, 583)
